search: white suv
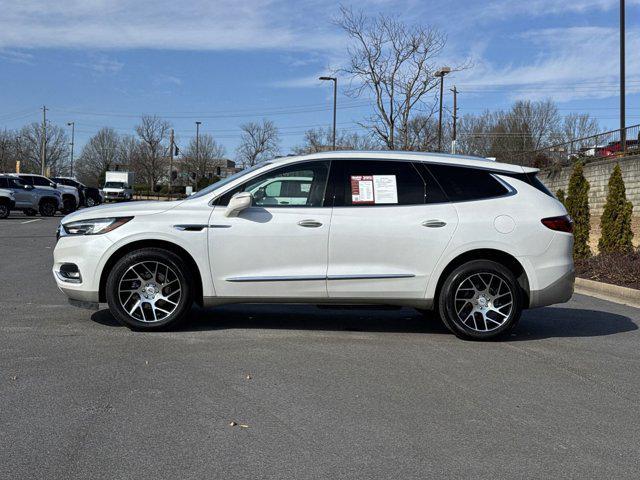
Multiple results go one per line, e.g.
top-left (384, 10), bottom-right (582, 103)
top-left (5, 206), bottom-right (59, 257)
top-left (53, 151), bottom-right (574, 340)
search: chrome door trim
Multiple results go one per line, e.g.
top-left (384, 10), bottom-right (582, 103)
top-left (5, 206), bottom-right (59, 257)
top-left (327, 274), bottom-right (415, 281)
top-left (226, 275), bottom-right (326, 282)
top-left (225, 273), bottom-right (415, 282)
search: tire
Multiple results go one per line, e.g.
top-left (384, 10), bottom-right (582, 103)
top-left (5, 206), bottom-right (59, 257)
top-left (106, 248), bottom-right (194, 330)
top-left (23, 208), bottom-right (37, 216)
top-left (0, 201), bottom-right (9, 219)
top-left (85, 196), bottom-right (97, 207)
top-left (61, 196), bottom-right (77, 214)
top-left (39, 200), bottom-right (57, 217)
top-left (438, 260), bottom-right (522, 340)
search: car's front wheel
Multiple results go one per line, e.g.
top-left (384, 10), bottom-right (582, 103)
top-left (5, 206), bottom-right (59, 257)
top-left (106, 248), bottom-right (193, 330)
top-left (438, 260), bottom-right (522, 340)
top-left (85, 196), bottom-right (97, 207)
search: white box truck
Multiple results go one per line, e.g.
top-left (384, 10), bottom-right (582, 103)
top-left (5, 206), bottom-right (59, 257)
top-left (103, 171), bottom-right (134, 201)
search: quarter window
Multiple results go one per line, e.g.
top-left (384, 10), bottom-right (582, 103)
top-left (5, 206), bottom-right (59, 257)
top-left (427, 164), bottom-right (509, 202)
top-left (218, 161), bottom-right (330, 207)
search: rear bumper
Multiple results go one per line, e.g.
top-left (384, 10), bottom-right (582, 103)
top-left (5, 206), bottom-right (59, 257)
top-left (528, 269), bottom-right (575, 308)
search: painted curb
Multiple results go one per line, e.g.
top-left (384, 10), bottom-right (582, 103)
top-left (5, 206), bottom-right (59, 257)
top-left (575, 277), bottom-right (640, 308)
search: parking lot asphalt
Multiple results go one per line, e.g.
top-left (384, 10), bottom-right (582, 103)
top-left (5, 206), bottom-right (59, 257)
top-left (1, 212), bottom-right (640, 479)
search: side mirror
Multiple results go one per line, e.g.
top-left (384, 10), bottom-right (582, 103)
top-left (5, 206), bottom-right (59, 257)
top-left (224, 191), bottom-right (252, 217)
top-left (24, 184), bottom-right (34, 190)
top-left (51, 183), bottom-right (58, 189)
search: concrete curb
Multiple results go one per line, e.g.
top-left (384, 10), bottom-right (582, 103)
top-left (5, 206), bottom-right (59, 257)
top-left (575, 277), bottom-right (640, 308)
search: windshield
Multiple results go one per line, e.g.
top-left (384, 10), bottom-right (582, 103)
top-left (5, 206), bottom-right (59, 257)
top-left (104, 182), bottom-right (126, 188)
top-left (188, 162), bottom-right (270, 200)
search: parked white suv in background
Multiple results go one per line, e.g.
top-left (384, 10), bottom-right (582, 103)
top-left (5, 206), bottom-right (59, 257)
top-left (53, 151), bottom-right (574, 340)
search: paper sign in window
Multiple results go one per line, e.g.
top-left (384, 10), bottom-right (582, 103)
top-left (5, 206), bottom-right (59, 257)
top-left (372, 175), bottom-right (398, 204)
top-left (350, 175), bottom-right (374, 204)
top-left (350, 175), bottom-right (398, 204)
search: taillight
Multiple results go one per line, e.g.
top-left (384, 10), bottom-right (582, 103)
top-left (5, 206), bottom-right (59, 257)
top-left (541, 215), bottom-right (573, 233)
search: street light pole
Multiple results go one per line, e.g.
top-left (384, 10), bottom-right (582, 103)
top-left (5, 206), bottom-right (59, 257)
top-left (67, 122), bottom-right (75, 177)
top-left (434, 67), bottom-right (451, 152)
top-left (40, 105), bottom-right (47, 175)
top-left (319, 76), bottom-right (337, 150)
top-left (195, 121), bottom-right (201, 189)
top-left (450, 86), bottom-right (458, 154)
top-left (620, 0), bottom-right (626, 153)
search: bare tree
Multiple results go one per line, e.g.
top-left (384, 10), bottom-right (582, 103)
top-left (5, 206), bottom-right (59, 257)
top-left (336, 7), bottom-right (453, 150)
top-left (562, 113), bottom-right (600, 145)
top-left (74, 127), bottom-right (120, 186)
top-left (181, 134), bottom-right (227, 187)
top-left (293, 127), bottom-right (379, 154)
top-left (134, 115), bottom-right (171, 189)
top-left (118, 134), bottom-right (142, 169)
top-left (0, 129), bottom-right (18, 173)
top-left (16, 122), bottom-right (69, 175)
top-left (236, 119), bottom-right (280, 167)
top-left (456, 111), bottom-right (499, 158)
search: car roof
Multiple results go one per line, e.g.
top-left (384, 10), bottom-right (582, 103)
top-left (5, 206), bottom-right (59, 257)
top-left (271, 150), bottom-right (537, 174)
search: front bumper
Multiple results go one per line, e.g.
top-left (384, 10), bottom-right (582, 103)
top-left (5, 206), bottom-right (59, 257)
top-left (53, 234), bottom-right (112, 307)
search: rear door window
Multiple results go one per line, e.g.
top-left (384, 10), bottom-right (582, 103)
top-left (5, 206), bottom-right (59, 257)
top-left (427, 164), bottom-right (509, 202)
top-left (331, 160), bottom-right (446, 207)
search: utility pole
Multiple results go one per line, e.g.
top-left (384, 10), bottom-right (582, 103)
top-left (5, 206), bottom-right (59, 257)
top-left (40, 105), bottom-right (47, 175)
top-left (435, 67), bottom-right (451, 152)
top-left (195, 121), bottom-right (201, 189)
top-left (169, 129), bottom-right (174, 199)
top-left (319, 76), bottom-right (337, 150)
top-left (620, 0), bottom-right (626, 153)
top-left (450, 86), bottom-right (458, 154)
top-left (67, 122), bottom-right (75, 177)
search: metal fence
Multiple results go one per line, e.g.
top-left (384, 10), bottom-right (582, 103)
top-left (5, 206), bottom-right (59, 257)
top-left (520, 124), bottom-right (640, 168)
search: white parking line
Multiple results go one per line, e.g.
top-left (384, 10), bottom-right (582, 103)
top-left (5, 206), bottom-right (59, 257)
top-left (21, 219), bottom-right (42, 224)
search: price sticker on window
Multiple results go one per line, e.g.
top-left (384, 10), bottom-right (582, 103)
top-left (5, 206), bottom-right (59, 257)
top-left (350, 175), bottom-right (375, 204)
top-left (350, 175), bottom-right (398, 204)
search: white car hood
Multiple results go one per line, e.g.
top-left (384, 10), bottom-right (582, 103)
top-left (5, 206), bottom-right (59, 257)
top-left (61, 200), bottom-right (183, 223)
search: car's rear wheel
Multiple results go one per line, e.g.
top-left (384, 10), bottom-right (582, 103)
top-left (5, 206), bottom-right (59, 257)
top-left (106, 248), bottom-right (193, 330)
top-left (0, 201), bottom-right (9, 218)
top-left (438, 260), bottom-right (522, 340)
top-left (85, 196), bottom-right (97, 207)
top-left (39, 199), bottom-right (57, 217)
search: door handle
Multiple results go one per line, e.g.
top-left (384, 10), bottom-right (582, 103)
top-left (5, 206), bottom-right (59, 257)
top-left (298, 219), bottom-right (323, 228)
top-left (422, 220), bottom-right (447, 228)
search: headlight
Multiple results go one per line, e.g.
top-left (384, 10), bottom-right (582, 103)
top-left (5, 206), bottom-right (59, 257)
top-left (62, 217), bottom-right (133, 236)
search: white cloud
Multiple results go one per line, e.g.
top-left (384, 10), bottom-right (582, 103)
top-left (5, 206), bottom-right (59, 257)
top-left (473, 0), bottom-right (640, 21)
top-left (452, 26), bottom-right (640, 102)
top-left (0, 0), bottom-right (350, 52)
top-left (74, 54), bottom-right (124, 73)
top-left (0, 49), bottom-right (34, 64)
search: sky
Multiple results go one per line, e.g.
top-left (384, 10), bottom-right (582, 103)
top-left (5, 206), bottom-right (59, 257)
top-left (0, 0), bottom-right (638, 160)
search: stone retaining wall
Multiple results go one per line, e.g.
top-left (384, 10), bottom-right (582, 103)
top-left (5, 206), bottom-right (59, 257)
top-left (538, 155), bottom-right (640, 218)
